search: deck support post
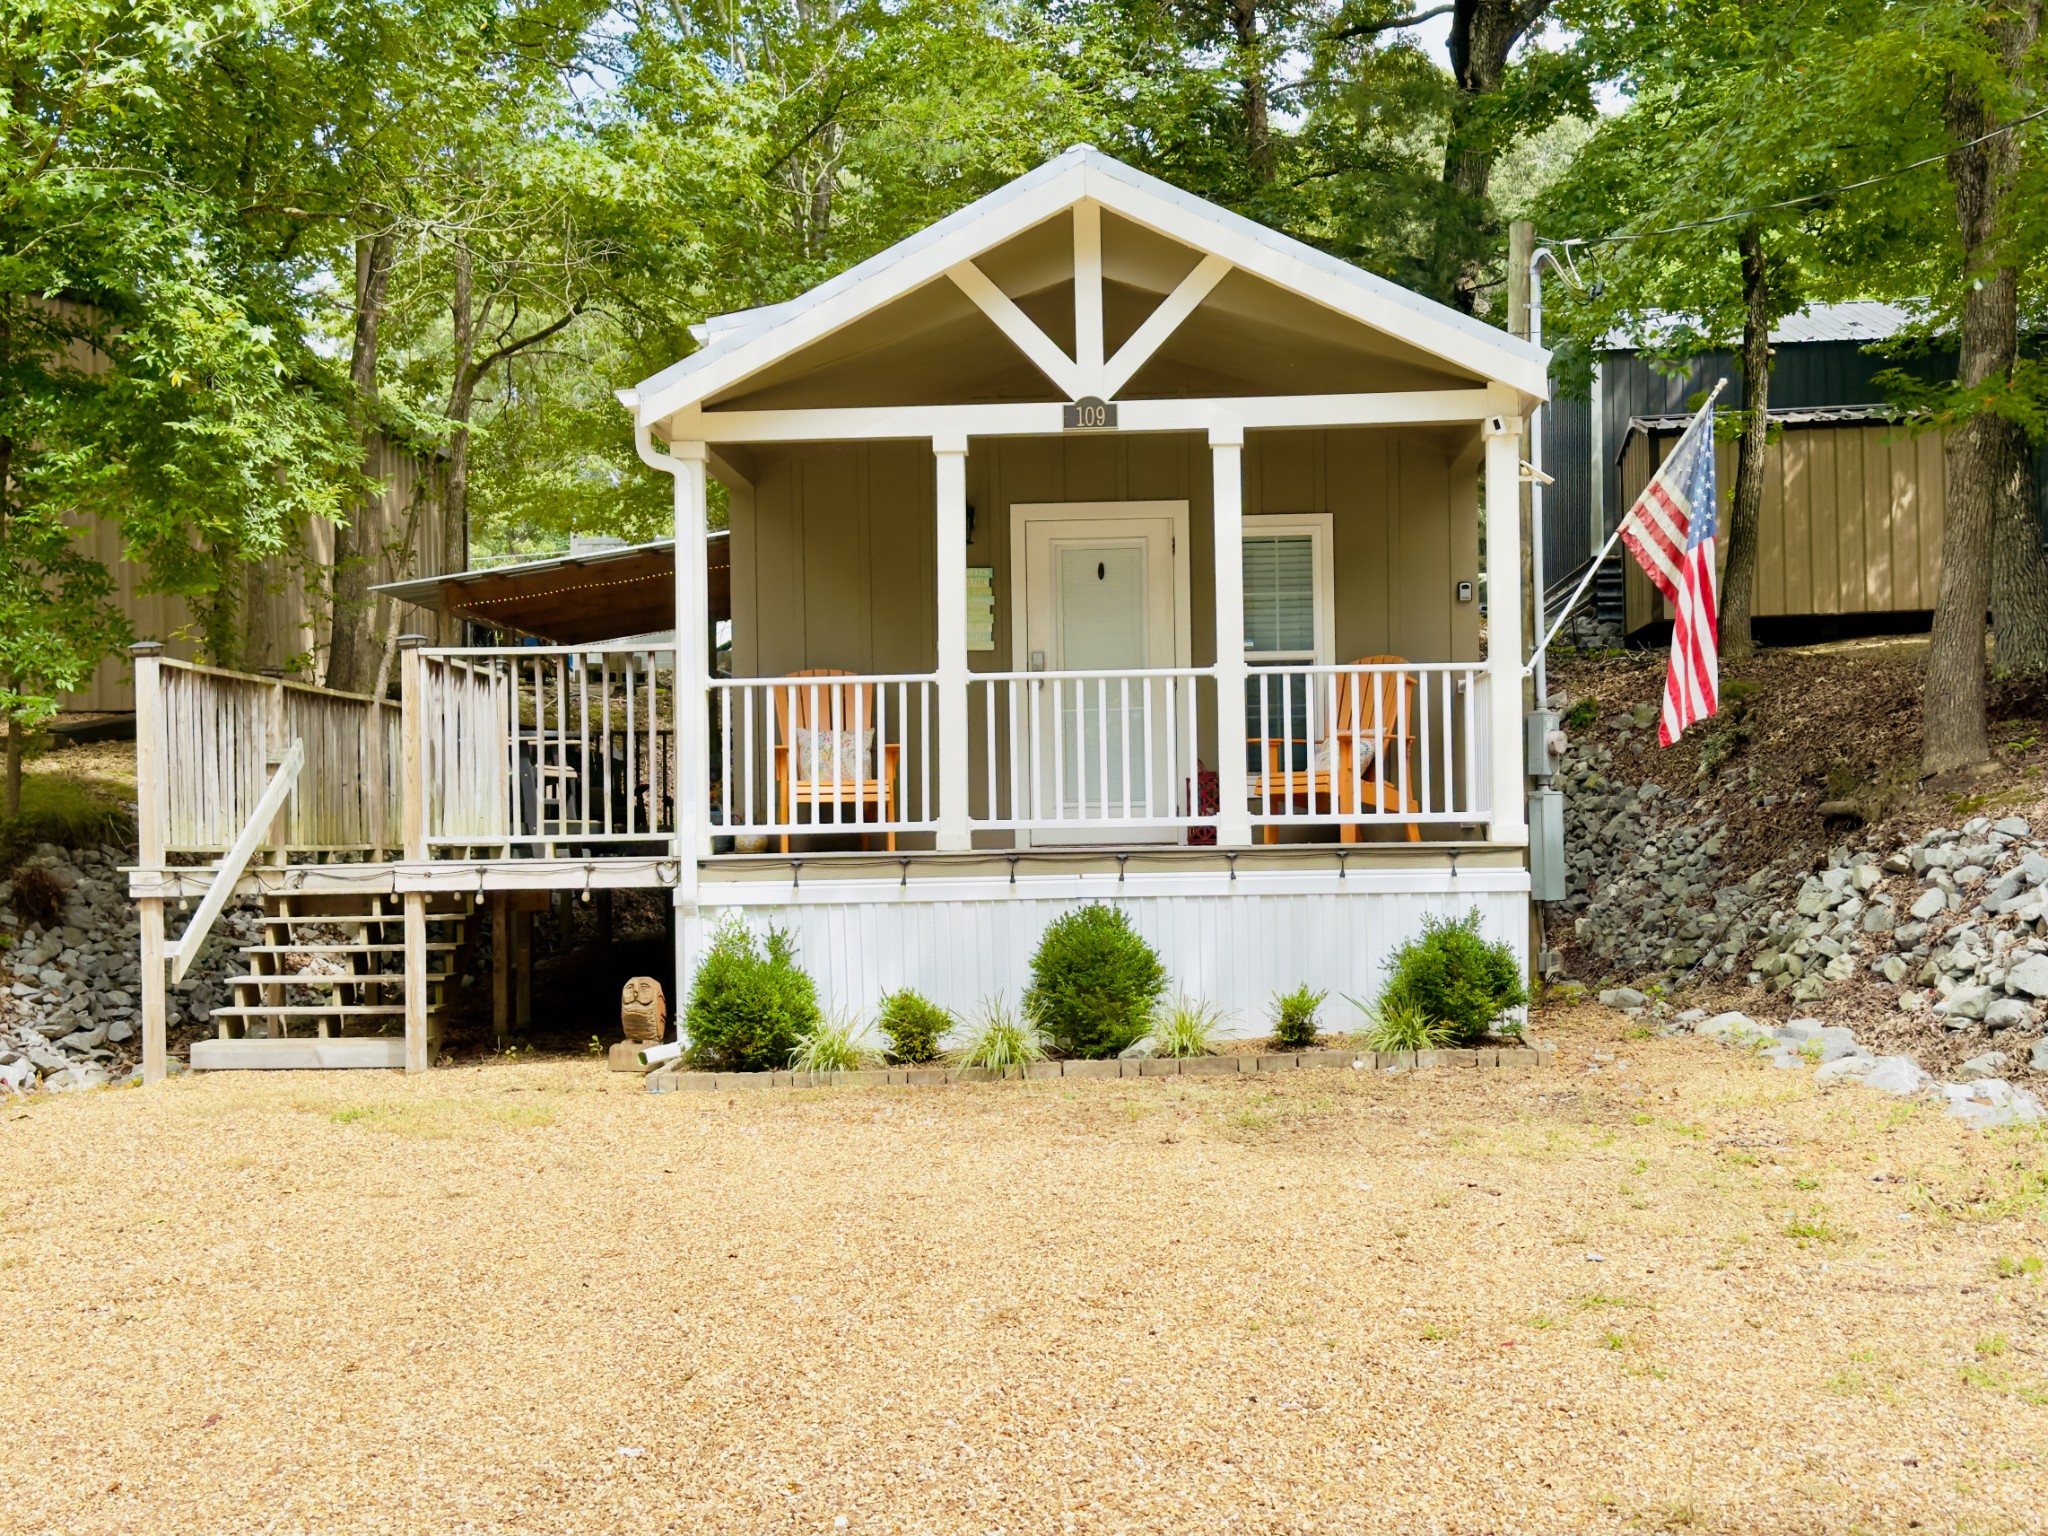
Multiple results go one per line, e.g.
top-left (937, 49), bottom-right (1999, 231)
top-left (1483, 415), bottom-right (1528, 845)
top-left (403, 893), bottom-right (429, 1072)
top-left (139, 898), bottom-right (168, 1086)
top-left (1209, 426), bottom-right (1252, 848)
top-left (515, 908), bottom-right (534, 1031)
top-left (132, 640), bottom-right (170, 1084)
top-left (934, 433), bottom-right (971, 851)
top-left (491, 894), bottom-right (510, 1047)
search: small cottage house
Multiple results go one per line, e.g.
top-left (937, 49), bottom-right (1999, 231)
top-left (127, 146), bottom-right (1549, 1076)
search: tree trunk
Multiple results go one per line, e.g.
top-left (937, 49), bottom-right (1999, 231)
top-left (326, 230), bottom-right (395, 694)
top-left (1230, 0), bottom-right (1273, 182)
top-left (1990, 419), bottom-right (2048, 674)
top-left (4, 703), bottom-right (21, 820)
top-left (1720, 226), bottom-right (1772, 665)
top-left (444, 241), bottom-right (477, 576)
top-left (1926, 6), bottom-right (2039, 774)
top-left (1434, 0), bottom-right (1553, 313)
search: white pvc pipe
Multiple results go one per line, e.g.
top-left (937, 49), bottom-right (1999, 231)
top-left (637, 1039), bottom-right (684, 1068)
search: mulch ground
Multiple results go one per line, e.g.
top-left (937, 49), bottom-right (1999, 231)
top-left (3, 1005), bottom-right (2046, 1535)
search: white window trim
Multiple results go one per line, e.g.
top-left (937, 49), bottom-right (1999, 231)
top-left (1242, 513), bottom-right (1334, 665)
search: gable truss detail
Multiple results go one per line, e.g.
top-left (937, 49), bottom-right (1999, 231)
top-left (944, 200), bottom-right (1233, 404)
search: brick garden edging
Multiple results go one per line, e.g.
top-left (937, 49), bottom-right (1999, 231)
top-left (646, 1041), bottom-right (1555, 1092)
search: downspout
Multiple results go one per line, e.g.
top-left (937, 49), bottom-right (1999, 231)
top-left (619, 388), bottom-right (702, 1034)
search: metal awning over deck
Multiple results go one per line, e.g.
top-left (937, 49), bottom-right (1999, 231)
top-left (372, 534), bottom-right (729, 646)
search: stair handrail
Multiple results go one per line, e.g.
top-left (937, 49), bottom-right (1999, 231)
top-left (168, 736), bottom-right (305, 984)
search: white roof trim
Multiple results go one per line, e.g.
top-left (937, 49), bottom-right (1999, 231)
top-left (632, 146), bottom-right (1548, 426)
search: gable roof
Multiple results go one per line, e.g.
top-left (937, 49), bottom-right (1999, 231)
top-left (624, 146), bottom-right (1548, 427)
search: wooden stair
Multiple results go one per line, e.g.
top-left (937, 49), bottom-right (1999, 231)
top-left (191, 894), bottom-right (472, 1071)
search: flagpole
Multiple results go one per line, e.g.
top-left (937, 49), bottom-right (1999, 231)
top-left (1523, 377), bottom-right (1726, 675)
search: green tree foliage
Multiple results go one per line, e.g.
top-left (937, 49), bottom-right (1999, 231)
top-left (1023, 904), bottom-right (1168, 1057)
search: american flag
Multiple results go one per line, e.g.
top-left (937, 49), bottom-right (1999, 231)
top-left (1618, 398), bottom-right (1720, 746)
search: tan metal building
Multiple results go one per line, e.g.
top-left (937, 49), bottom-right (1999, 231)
top-left (1621, 406), bottom-right (1946, 633)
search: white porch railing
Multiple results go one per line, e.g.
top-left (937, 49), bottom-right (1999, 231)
top-left (969, 668), bottom-right (1212, 831)
top-left (1246, 661), bottom-right (1488, 832)
top-left (710, 673), bottom-right (939, 844)
top-left (417, 644), bottom-right (680, 855)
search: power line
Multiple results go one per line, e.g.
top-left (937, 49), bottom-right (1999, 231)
top-left (1538, 104), bottom-right (2048, 248)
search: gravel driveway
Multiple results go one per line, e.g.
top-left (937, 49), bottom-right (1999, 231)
top-left (3, 1007), bottom-right (2043, 1534)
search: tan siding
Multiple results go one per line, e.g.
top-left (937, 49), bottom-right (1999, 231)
top-left (732, 426), bottom-right (1470, 683)
top-left (66, 434), bottom-right (453, 710)
top-left (1620, 422), bottom-right (1947, 633)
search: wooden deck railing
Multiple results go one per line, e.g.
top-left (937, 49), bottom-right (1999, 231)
top-left (138, 655), bottom-right (401, 863)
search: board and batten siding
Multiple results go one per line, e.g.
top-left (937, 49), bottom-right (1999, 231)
top-left (728, 427), bottom-right (1480, 677)
top-left (1623, 422), bottom-right (1946, 632)
top-left (65, 434), bottom-right (457, 710)
top-left (686, 871), bottom-right (1529, 1026)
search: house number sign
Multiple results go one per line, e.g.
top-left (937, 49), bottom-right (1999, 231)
top-left (1063, 396), bottom-right (1117, 431)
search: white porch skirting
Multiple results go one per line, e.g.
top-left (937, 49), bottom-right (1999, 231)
top-left (682, 865), bottom-right (1529, 1032)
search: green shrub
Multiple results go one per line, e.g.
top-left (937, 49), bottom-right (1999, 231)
top-left (1023, 904), bottom-right (1167, 1058)
top-left (791, 1012), bottom-right (879, 1073)
top-left (684, 917), bottom-right (820, 1071)
top-left (1563, 698), bottom-right (1598, 731)
top-left (1148, 995), bottom-right (1226, 1057)
top-left (1269, 985), bottom-right (1325, 1050)
top-left (876, 988), bottom-right (950, 1064)
top-left (1377, 908), bottom-right (1528, 1044)
top-left (1354, 994), bottom-right (1451, 1053)
top-left (953, 998), bottom-right (1046, 1070)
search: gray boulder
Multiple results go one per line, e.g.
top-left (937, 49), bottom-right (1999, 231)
top-left (1815, 1053), bottom-right (1877, 1085)
top-left (1862, 903), bottom-right (1896, 933)
top-left (1985, 998), bottom-right (2034, 1031)
top-left (1597, 986), bottom-right (1649, 1011)
top-left (1118, 1036), bottom-right (1159, 1060)
top-left (1936, 985), bottom-right (1995, 1021)
top-left (2005, 953), bottom-right (2048, 999)
top-left (1911, 888), bottom-right (1949, 921)
top-left (2032, 1037), bottom-right (2048, 1072)
top-left (1863, 1056), bottom-right (1934, 1095)
top-left (1941, 1078), bottom-right (2046, 1128)
top-left (1957, 1051), bottom-right (2012, 1081)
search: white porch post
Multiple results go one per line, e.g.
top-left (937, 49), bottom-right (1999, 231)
top-left (1484, 416), bottom-right (1528, 845)
top-left (671, 440), bottom-right (712, 872)
top-left (934, 434), bottom-right (971, 851)
top-left (1209, 425), bottom-right (1252, 848)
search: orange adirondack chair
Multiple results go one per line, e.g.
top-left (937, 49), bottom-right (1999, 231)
top-left (772, 669), bottom-right (901, 852)
top-left (1250, 655), bottom-right (1423, 843)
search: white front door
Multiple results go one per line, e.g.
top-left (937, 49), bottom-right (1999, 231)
top-left (1013, 503), bottom-right (1190, 844)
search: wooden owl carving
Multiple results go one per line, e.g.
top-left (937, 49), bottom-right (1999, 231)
top-left (620, 976), bottom-right (668, 1043)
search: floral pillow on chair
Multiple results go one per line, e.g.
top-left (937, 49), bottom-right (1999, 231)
top-left (792, 727), bottom-right (874, 783)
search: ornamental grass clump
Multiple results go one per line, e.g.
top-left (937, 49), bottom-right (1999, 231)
top-left (1269, 984), bottom-right (1325, 1051)
top-left (1353, 994), bottom-right (1451, 1053)
top-left (1148, 995), bottom-right (1227, 1058)
top-left (876, 988), bottom-right (950, 1064)
top-left (790, 1012), bottom-right (879, 1073)
top-left (684, 917), bottom-right (820, 1071)
top-left (1023, 904), bottom-right (1167, 1058)
top-left (953, 998), bottom-right (1046, 1070)
top-left (1375, 908), bottom-right (1528, 1044)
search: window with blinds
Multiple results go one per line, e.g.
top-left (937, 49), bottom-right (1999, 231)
top-left (1243, 534), bottom-right (1316, 657)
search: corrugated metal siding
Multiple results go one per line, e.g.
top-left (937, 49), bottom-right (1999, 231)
top-left (67, 435), bottom-right (458, 709)
top-left (1539, 391), bottom-right (1594, 594)
top-left (685, 874), bottom-right (1529, 1023)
